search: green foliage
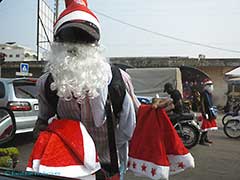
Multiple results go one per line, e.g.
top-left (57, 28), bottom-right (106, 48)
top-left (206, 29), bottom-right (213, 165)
top-left (0, 147), bottom-right (19, 168)
top-left (0, 156), bottom-right (13, 168)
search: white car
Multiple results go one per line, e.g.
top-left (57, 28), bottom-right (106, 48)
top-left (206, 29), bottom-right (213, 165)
top-left (0, 78), bottom-right (38, 134)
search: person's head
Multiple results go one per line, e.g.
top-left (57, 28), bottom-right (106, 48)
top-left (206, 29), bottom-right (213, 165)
top-left (46, 0), bottom-right (112, 103)
top-left (164, 83), bottom-right (174, 94)
top-left (203, 78), bottom-right (214, 94)
top-left (53, 0), bottom-right (100, 44)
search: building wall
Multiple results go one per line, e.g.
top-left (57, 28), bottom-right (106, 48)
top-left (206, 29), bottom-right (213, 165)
top-left (0, 44), bottom-right (38, 62)
top-left (0, 48), bottom-right (25, 62)
top-left (0, 58), bottom-right (239, 108)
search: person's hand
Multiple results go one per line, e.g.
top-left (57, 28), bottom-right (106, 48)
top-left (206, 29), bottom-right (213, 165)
top-left (152, 98), bottom-right (174, 112)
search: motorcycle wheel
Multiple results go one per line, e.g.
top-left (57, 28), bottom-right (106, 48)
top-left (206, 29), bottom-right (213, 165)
top-left (222, 114), bottom-right (234, 125)
top-left (175, 124), bottom-right (200, 149)
top-left (223, 119), bottom-right (240, 139)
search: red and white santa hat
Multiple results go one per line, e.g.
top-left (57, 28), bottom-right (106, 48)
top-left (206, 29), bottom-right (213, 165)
top-left (202, 78), bottom-right (213, 86)
top-left (54, 0), bottom-right (100, 43)
top-left (128, 105), bottom-right (195, 180)
top-left (26, 119), bottom-right (101, 179)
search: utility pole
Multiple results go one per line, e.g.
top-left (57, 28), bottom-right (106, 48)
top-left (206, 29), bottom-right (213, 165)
top-left (54, 0), bottom-right (59, 21)
top-left (37, 0), bottom-right (40, 61)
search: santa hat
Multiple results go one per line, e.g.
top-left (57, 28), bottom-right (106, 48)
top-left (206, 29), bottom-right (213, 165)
top-left (54, 0), bottom-right (100, 43)
top-left (202, 78), bottom-right (213, 86)
top-left (26, 119), bottom-right (100, 178)
top-left (128, 105), bottom-right (195, 180)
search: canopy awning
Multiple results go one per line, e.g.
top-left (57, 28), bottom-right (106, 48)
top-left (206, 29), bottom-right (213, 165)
top-left (225, 67), bottom-right (240, 78)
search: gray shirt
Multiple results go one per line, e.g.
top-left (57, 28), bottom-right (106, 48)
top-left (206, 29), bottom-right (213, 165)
top-left (37, 72), bottom-right (136, 165)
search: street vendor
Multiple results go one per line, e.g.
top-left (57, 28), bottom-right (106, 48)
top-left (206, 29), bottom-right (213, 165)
top-left (27, 0), bottom-right (138, 179)
top-left (199, 78), bottom-right (218, 146)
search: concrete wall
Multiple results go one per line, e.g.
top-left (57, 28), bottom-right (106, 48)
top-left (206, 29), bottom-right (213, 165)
top-left (0, 58), bottom-right (239, 108)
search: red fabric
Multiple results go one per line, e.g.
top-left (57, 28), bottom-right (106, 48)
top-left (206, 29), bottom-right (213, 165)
top-left (43, 119), bottom-right (85, 166)
top-left (129, 104), bottom-right (189, 166)
top-left (201, 117), bottom-right (217, 131)
top-left (65, 0), bottom-right (88, 7)
top-left (28, 119), bottom-right (88, 167)
top-left (54, 2), bottom-right (98, 27)
top-left (106, 173), bottom-right (120, 180)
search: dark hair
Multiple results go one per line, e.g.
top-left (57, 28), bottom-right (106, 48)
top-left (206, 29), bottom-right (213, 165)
top-left (164, 83), bottom-right (173, 92)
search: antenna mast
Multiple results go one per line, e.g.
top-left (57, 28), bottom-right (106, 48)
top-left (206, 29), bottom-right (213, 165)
top-left (54, 0), bottom-right (59, 21)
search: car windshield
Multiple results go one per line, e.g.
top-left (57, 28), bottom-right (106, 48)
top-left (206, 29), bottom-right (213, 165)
top-left (13, 79), bottom-right (37, 99)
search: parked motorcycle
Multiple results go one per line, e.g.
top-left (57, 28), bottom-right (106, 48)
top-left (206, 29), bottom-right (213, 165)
top-left (223, 116), bottom-right (240, 139)
top-left (169, 113), bottom-right (201, 149)
top-left (222, 103), bottom-right (240, 125)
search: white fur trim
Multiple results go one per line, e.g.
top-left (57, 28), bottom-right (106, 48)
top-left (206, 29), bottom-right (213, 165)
top-left (54, 11), bottom-right (100, 35)
top-left (128, 157), bottom-right (170, 180)
top-left (38, 163), bottom-right (101, 178)
top-left (168, 153), bottom-right (195, 175)
top-left (32, 159), bottom-right (41, 172)
top-left (201, 127), bottom-right (218, 132)
top-left (80, 174), bottom-right (96, 180)
top-left (26, 159), bottom-right (41, 172)
top-left (26, 167), bottom-right (33, 171)
top-left (128, 153), bottom-right (194, 179)
top-left (80, 122), bottom-right (100, 170)
top-left (204, 80), bottom-right (213, 85)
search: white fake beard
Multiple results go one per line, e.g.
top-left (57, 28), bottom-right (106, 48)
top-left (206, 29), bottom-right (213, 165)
top-left (45, 42), bottom-right (112, 103)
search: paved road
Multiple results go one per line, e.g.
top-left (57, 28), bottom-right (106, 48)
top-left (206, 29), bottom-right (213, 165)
top-left (4, 114), bottom-right (240, 180)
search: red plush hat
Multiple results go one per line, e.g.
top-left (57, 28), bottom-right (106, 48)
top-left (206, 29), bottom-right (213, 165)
top-left (128, 105), bottom-right (195, 179)
top-left (54, 0), bottom-right (100, 43)
top-left (27, 119), bottom-right (100, 178)
top-left (202, 78), bottom-right (213, 86)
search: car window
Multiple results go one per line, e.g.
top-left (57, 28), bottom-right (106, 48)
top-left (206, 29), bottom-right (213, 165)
top-left (13, 79), bottom-right (37, 99)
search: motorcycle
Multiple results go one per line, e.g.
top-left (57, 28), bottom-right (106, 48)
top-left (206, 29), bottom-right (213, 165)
top-left (223, 115), bottom-right (240, 139)
top-left (222, 103), bottom-right (240, 125)
top-left (169, 113), bottom-right (201, 149)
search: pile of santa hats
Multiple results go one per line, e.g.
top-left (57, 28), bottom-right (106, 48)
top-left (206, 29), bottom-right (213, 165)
top-left (128, 105), bottom-right (195, 180)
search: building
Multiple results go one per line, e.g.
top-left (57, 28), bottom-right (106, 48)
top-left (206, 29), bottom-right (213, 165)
top-left (0, 42), bottom-right (38, 62)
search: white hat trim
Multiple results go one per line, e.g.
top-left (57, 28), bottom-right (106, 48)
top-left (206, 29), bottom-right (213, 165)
top-left (54, 10), bottom-right (101, 35)
top-left (128, 153), bottom-right (194, 179)
top-left (80, 122), bottom-right (99, 170)
top-left (168, 153), bottom-right (195, 175)
top-left (204, 80), bottom-right (213, 85)
top-left (27, 159), bottom-right (101, 177)
top-left (201, 127), bottom-right (218, 132)
top-left (38, 163), bottom-right (100, 177)
top-left (128, 157), bottom-right (169, 180)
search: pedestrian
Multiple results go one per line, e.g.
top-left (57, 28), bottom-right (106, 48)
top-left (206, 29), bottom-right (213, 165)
top-left (199, 78), bottom-right (218, 146)
top-left (27, 0), bottom-right (138, 179)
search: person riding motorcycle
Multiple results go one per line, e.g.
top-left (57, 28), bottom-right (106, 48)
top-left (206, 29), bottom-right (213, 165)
top-left (164, 83), bottom-right (184, 114)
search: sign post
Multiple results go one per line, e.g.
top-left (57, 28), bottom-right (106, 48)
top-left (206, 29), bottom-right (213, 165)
top-left (16, 63), bottom-right (32, 77)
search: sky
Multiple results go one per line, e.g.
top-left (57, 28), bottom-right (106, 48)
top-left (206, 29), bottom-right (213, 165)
top-left (0, 0), bottom-right (240, 58)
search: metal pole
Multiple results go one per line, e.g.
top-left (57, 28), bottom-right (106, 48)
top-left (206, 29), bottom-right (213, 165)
top-left (55, 0), bottom-right (59, 21)
top-left (36, 0), bottom-right (40, 61)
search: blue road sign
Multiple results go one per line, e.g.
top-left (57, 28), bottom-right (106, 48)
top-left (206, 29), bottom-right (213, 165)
top-left (20, 63), bottom-right (29, 73)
